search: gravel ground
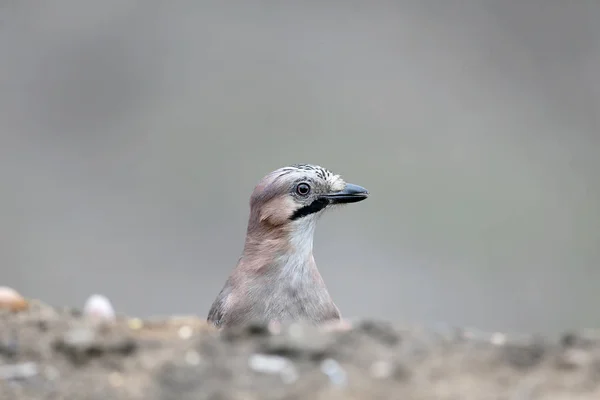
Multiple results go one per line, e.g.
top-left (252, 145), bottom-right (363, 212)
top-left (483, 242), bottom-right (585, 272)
top-left (2, 299), bottom-right (600, 399)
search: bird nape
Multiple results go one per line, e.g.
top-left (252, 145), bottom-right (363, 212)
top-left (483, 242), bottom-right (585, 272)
top-left (207, 164), bottom-right (368, 329)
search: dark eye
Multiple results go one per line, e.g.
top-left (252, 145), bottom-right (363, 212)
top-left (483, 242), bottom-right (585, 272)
top-left (296, 182), bottom-right (311, 196)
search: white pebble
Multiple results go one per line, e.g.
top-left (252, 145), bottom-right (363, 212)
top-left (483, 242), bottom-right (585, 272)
top-left (248, 354), bottom-right (289, 374)
top-left (83, 294), bottom-right (116, 321)
top-left (63, 328), bottom-right (95, 347)
top-left (177, 325), bottom-right (193, 339)
top-left (320, 358), bottom-right (347, 387)
top-left (491, 332), bottom-right (507, 346)
top-left (248, 354), bottom-right (298, 384)
top-left (0, 362), bottom-right (38, 380)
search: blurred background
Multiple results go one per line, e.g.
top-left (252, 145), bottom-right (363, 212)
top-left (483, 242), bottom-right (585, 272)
top-left (1, 1), bottom-right (598, 335)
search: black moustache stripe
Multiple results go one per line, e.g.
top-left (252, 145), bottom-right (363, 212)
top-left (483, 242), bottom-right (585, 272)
top-left (290, 198), bottom-right (329, 220)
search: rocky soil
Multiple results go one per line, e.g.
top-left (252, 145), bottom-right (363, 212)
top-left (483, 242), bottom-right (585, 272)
top-left (2, 296), bottom-right (600, 399)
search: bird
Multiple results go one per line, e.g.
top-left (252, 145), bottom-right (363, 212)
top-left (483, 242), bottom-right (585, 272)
top-left (207, 163), bottom-right (369, 329)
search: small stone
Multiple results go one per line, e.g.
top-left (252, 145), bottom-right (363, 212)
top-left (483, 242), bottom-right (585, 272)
top-left (557, 348), bottom-right (592, 369)
top-left (83, 294), bottom-right (116, 322)
top-left (260, 323), bottom-right (333, 358)
top-left (62, 328), bottom-right (95, 349)
top-left (502, 339), bottom-right (546, 369)
top-left (0, 333), bottom-right (18, 357)
top-left (491, 332), bottom-right (507, 346)
top-left (353, 320), bottom-right (400, 346)
top-left (0, 362), bottom-right (38, 380)
top-left (178, 325), bottom-right (193, 339)
top-left (128, 318), bottom-right (144, 330)
top-left (248, 353), bottom-right (299, 383)
top-left (320, 358), bottom-right (347, 387)
top-left (0, 286), bottom-right (28, 312)
top-left (55, 326), bottom-right (136, 363)
top-left (561, 330), bottom-right (600, 348)
top-left (248, 353), bottom-right (290, 374)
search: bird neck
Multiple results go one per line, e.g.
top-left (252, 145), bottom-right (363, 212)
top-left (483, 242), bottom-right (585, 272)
top-left (241, 216), bottom-right (319, 277)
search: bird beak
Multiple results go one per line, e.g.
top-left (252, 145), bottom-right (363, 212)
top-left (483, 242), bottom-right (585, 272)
top-left (321, 183), bottom-right (369, 204)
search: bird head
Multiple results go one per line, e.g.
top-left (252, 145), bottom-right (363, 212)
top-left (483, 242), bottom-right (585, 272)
top-left (248, 164), bottom-right (369, 229)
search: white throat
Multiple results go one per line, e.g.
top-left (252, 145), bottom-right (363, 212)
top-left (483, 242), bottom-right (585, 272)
top-left (277, 214), bottom-right (319, 279)
top-left (290, 214), bottom-right (318, 254)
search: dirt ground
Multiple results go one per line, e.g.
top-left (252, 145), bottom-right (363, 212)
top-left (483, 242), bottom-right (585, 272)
top-left (2, 300), bottom-right (600, 400)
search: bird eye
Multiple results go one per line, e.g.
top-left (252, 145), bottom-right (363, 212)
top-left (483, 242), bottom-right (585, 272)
top-left (296, 183), bottom-right (311, 196)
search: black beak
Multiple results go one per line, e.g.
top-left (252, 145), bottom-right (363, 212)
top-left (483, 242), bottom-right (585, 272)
top-left (321, 183), bottom-right (369, 204)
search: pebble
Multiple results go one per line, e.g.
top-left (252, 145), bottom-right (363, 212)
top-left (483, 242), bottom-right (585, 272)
top-left (62, 328), bottom-right (95, 349)
top-left (0, 286), bottom-right (28, 312)
top-left (248, 354), bottom-right (289, 374)
top-left (320, 358), bottom-right (347, 387)
top-left (557, 348), bottom-right (591, 369)
top-left (83, 294), bottom-right (116, 322)
top-left (248, 353), bottom-right (298, 384)
top-left (491, 332), bottom-right (507, 346)
top-left (0, 362), bottom-right (38, 380)
top-left (128, 318), bottom-right (144, 330)
top-left (177, 325), bottom-right (193, 339)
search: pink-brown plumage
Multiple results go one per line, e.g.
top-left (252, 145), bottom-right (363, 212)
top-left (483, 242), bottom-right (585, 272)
top-left (207, 164), bottom-right (368, 328)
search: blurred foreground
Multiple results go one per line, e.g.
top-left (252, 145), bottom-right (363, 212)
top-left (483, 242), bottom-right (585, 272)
top-left (2, 293), bottom-right (600, 400)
